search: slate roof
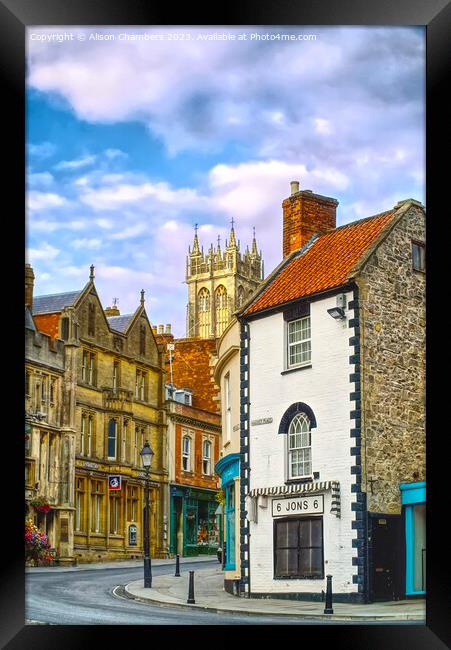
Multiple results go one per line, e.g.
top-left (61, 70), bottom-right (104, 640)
top-left (243, 209), bottom-right (397, 316)
top-left (106, 314), bottom-right (134, 333)
top-left (32, 291), bottom-right (81, 315)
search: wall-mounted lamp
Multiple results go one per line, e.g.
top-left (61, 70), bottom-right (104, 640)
top-left (327, 293), bottom-right (347, 320)
top-left (327, 306), bottom-right (346, 320)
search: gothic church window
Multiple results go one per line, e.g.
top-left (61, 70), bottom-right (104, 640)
top-left (215, 285), bottom-right (229, 336)
top-left (198, 288), bottom-right (211, 338)
top-left (237, 285), bottom-right (245, 308)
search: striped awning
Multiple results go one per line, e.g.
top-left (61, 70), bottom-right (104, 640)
top-left (248, 480), bottom-right (341, 517)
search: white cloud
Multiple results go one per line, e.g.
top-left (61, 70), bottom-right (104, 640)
top-left (109, 223), bottom-right (148, 240)
top-left (28, 172), bottom-right (54, 187)
top-left (28, 142), bottom-right (56, 159)
top-left (104, 148), bottom-right (128, 159)
top-left (70, 238), bottom-right (103, 249)
top-left (28, 191), bottom-right (68, 210)
top-left (54, 154), bottom-right (97, 171)
top-left (314, 117), bottom-right (333, 135)
top-left (28, 242), bottom-right (60, 262)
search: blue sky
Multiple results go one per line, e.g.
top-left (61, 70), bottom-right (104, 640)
top-left (26, 26), bottom-right (425, 337)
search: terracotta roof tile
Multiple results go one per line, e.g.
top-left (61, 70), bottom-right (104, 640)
top-left (244, 210), bottom-right (396, 316)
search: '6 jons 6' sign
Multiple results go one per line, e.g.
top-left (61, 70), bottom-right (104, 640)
top-left (272, 494), bottom-right (324, 517)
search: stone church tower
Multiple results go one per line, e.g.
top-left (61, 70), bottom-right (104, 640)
top-left (186, 221), bottom-right (264, 338)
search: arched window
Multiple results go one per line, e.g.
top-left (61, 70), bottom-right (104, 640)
top-left (108, 419), bottom-right (117, 460)
top-left (182, 434), bottom-right (192, 472)
top-left (198, 288), bottom-right (211, 338)
top-left (202, 440), bottom-right (211, 475)
top-left (236, 285), bottom-right (245, 308)
top-left (288, 413), bottom-right (311, 479)
top-left (215, 285), bottom-right (228, 336)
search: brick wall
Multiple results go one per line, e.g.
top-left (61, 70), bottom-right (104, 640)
top-left (282, 189), bottom-right (338, 257)
top-left (162, 337), bottom-right (220, 413)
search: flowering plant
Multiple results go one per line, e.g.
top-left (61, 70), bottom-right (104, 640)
top-left (25, 519), bottom-right (53, 564)
top-left (30, 496), bottom-right (52, 513)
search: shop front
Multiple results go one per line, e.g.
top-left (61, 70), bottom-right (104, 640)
top-left (215, 454), bottom-right (240, 589)
top-left (400, 482), bottom-right (426, 597)
top-left (170, 485), bottom-right (221, 557)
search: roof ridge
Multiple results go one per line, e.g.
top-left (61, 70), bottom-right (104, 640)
top-left (327, 209), bottom-right (395, 234)
top-left (34, 289), bottom-right (80, 299)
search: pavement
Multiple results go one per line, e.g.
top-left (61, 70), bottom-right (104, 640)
top-left (124, 561), bottom-right (426, 621)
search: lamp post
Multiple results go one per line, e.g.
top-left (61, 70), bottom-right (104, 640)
top-left (140, 441), bottom-right (154, 588)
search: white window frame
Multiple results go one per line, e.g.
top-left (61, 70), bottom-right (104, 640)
top-left (287, 413), bottom-right (312, 479)
top-left (182, 434), bottom-right (192, 472)
top-left (287, 316), bottom-right (311, 368)
top-left (202, 439), bottom-right (211, 475)
top-left (225, 373), bottom-right (232, 442)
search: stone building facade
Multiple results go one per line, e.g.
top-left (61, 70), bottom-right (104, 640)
top-left (25, 264), bottom-right (77, 565)
top-left (186, 223), bottom-right (264, 339)
top-left (31, 267), bottom-right (169, 563)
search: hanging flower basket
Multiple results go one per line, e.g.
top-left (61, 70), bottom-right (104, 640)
top-left (25, 519), bottom-right (53, 565)
top-left (30, 497), bottom-right (52, 513)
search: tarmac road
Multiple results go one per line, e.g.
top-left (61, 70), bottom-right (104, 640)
top-left (25, 560), bottom-right (423, 626)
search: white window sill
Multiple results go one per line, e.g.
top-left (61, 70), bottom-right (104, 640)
top-left (281, 364), bottom-right (312, 375)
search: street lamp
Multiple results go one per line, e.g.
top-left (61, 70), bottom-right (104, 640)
top-left (140, 441), bottom-right (154, 588)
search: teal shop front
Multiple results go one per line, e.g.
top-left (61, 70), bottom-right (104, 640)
top-left (215, 454), bottom-right (240, 571)
top-left (400, 482), bottom-right (426, 596)
top-left (169, 486), bottom-right (221, 557)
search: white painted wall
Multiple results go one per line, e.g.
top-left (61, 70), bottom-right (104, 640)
top-left (247, 290), bottom-right (359, 595)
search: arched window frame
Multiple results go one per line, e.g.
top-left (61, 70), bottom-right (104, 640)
top-left (202, 439), bottom-right (212, 475)
top-left (182, 433), bottom-right (192, 472)
top-left (278, 403), bottom-right (317, 482)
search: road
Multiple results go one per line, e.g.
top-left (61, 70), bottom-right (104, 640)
top-left (25, 560), bottom-right (420, 625)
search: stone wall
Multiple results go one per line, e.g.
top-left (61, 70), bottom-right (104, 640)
top-left (357, 204), bottom-right (426, 513)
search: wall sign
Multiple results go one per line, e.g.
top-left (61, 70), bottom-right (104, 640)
top-left (272, 494), bottom-right (324, 517)
top-left (108, 475), bottom-right (122, 490)
top-left (251, 417), bottom-right (273, 426)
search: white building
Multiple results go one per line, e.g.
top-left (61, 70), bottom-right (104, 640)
top-left (237, 182), bottom-right (425, 603)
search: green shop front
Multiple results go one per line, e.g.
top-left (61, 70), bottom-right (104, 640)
top-left (170, 485), bottom-right (222, 556)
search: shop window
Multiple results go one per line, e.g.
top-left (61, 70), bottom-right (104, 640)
top-left (225, 482), bottom-right (236, 569)
top-left (75, 478), bottom-right (85, 531)
top-left (109, 492), bottom-right (121, 534)
top-left (90, 480), bottom-right (104, 533)
top-left (127, 485), bottom-right (139, 522)
top-left (274, 517), bottom-right (324, 579)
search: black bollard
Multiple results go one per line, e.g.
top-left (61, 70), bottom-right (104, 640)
top-left (187, 570), bottom-right (195, 604)
top-left (324, 574), bottom-right (334, 614)
top-left (175, 554), bottom-right (181, 577)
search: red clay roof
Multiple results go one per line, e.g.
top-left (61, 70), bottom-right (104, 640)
top-left (244, 209), bottom-right (397, 316)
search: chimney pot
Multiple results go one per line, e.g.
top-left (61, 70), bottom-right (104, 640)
top-left (25, 264), bottom-right (35, 307)
top-left (165, 324), bottom-right (171, 334)
top-left (290, 180), bottom-right (300, 195)
top-left (158, 324), bottom-right (164, 334)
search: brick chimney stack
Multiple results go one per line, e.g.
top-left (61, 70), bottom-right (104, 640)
top-left (282, 181), bottom-right (338, 257)
top-left (25, 263), bottom-right (35, 307)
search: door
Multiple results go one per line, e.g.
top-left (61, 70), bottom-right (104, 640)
top-left (369, 514), bottom-right (403, 601)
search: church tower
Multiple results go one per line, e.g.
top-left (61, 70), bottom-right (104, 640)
top-left (186, 221), bottom-right (264, 338)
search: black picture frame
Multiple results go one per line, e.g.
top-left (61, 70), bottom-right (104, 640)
top-left (3, 0), bottom-right (449, 647)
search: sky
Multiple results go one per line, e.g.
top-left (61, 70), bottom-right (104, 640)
top-left (26, 26), bottom-right (425, 337)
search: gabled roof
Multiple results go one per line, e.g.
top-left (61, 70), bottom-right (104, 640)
top-left (32, 290), bottom-right (82, 315)
top-left (243, 208), bottom-right (399, 316)
top-left (106, 314), bottom-right (134, 333)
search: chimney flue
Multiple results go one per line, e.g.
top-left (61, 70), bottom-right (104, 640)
top-left (25, 264), bottom-right (35, 307)
top-left (282, 186), bottom-right (338, 258)
top-left (165, 324), bottom-right (171, 334)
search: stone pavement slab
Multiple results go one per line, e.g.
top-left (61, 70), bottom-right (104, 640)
top-left (125, 565), bottom-right (426, 621)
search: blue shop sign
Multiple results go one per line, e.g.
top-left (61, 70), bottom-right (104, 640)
top-left (215, 453), bottom-right (239, 486)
